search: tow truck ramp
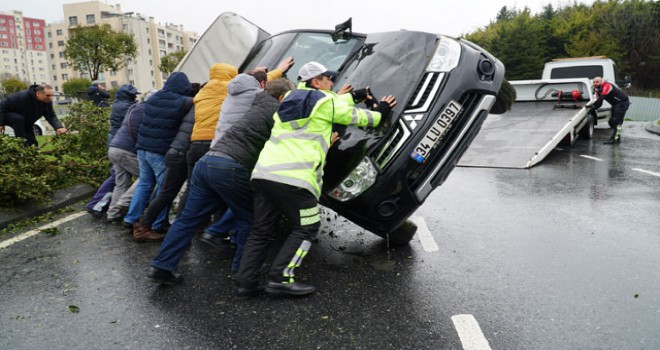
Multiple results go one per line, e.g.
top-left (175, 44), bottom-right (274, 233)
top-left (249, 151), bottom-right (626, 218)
top-left (458, 79), bottom-right (594, 169)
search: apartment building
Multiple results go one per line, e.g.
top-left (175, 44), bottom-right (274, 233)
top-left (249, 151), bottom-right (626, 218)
top-left (0, 11), bottom-right (50, 84)
top-left (46, 1), bottom-right (198, 94)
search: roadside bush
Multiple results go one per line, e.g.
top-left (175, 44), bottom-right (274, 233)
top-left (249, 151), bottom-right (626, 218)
top-left (0, 101), bottom-right (110, 207)
top-left (0, 135), bottom-right (58, 205)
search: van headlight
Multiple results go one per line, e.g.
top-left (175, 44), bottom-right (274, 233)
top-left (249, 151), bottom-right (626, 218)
top-left (327, 157), bottom-right (378, 202)
top-left (426, 36), bottom-right (461, 72)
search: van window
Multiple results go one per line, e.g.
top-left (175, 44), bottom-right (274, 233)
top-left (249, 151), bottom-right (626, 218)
top-left (550, 65), bottom-right (603, 79)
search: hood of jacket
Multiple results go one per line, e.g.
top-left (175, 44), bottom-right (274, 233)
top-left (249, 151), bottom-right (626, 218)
top-left (115, 84), bottom-right (139, 102)
top-left (209, 63), bottom-right (238, 82)
top-left (162, 71), bottom-right (192, 96)
top-left (227, 73), bottom-right (261, 97)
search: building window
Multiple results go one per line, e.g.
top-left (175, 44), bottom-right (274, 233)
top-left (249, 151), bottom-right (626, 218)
top-left (109, 70), bottom-right (117, 76)
top-left (57, 40), bottom-right (64, 47)
top-left (53, 75), bottom-right (57, 81)
top-left (122, 24), bottom-right (128, 31)
top-left (35, 37), bottom-right (42, 43)
top-left (62, 73), bottom-right (68, 80)
top-left (86, 14), bottom-right (95, 25)
top-left (60, 62), bottom-right (67, 69)
top-left (56, 29), bottom-right (63, 36)
top-left (68, 16), bottom-right (78, 26)
top-left (127, 68), bottom-right (133, 75)
top-left (111, 81), bottom-right (118, 88)
top-left (34, 29), bottom-right (41, 35)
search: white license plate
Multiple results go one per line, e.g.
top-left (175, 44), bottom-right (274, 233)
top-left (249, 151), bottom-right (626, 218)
top-left (409, 100), bottom-right (462, 163)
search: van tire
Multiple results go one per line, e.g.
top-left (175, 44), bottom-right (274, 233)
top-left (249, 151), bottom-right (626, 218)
top-left (33, 125), bottom-right (43, 136)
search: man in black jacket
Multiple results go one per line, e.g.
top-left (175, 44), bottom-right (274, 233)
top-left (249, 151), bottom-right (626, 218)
top-left (589, 76), bottom-right (630, 145)
top-left (148, 78), bottom-right (295, 286)
top-left (0, 84), bottom-right (67, 147)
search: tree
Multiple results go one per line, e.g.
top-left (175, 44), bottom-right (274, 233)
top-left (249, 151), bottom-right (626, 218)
top-left (0, 77), bottom-right (28, 97)
top-left (63, 24), bottom-right (137, 81)
top-left (159, 51), bottom-right (187, 74)
top-left (62, 77), bottom-right (92, 100)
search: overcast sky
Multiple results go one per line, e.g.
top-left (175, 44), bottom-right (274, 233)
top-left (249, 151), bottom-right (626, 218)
top-left (2, 0), bottom-right (596, 37)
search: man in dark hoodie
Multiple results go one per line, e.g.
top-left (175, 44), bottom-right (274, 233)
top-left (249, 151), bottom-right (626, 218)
top-left (107, 84), bottom-right (140, 145)
top-left (148, 78), bottom-right (295, 286)
top-left (87, 81), bottom-right (111, 107)
top-left (0, 84), bottom-right (67, 147)
top-left (123, 72), bottom-right (193, 243)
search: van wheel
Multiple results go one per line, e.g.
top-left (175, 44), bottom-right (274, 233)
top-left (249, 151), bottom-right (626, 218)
top-left (580, 114), bottom-right (594, 139)
top-left (33, 125), bottom-right (43, 136)
top-left (382, 220), bottom-right (417, 246)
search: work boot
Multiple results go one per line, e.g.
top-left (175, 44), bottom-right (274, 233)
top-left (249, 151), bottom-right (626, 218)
top-left (603, 138), bottom-right (621, 145)
top-left (199, 232), bottom-right (235, 255)
top-left (133, 222), bottom-right (166, 243)
top-left (235, 280), bottom-right (264, 300)
top-left (265, 280), bottom-right (316, 296)
top-left (147, 267), bottom-right (182, 286)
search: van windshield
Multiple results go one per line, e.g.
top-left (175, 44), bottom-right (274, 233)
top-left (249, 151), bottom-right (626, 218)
top-left (242, 32), bottom-right (363, 78)
top-left (550, 65), bottom-right (604, 79)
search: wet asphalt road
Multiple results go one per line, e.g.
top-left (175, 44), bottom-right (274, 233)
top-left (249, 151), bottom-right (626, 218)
top-left (1, 124), bottom-right (659, 350)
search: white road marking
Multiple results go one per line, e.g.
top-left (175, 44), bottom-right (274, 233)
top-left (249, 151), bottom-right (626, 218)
top-left (410, 215), bottom-right (438, 252)
top-left (452, 314), bottom-right (492, 350)
top-left (0, 211), bottom-right (87, 250)
top-left (632, 168), bottom-right (660, 178)
top-left (580, 155), bottom-right (604, 162)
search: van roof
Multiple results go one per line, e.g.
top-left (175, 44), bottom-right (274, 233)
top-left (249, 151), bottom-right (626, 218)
top-left (550, 56), bottom-right (608, 62)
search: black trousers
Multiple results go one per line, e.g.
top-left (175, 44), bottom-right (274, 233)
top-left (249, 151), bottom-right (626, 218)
top-left (237, 179), bottom-right (321, 286)
top-left (140, 149), bottom-right (187, 228)
top-left (4, 112), bottom-right (38, 147)
top-left (178, 140), bottom-right (211, 212)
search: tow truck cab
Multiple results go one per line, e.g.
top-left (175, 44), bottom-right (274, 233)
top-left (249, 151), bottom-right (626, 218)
top-left (176, 13), bottom-right (505, 244)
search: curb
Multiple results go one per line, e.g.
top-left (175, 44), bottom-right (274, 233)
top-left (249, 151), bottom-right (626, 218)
top-left (645, 119), bottom-right (660, 136)
top-left (0, 184), bottom-right (96, 230)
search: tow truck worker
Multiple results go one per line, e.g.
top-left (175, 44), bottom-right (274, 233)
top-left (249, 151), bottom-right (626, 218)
top-left (589, 76), bottom-right (630, 144)
top-left (235, 61), bottom-right (397, 298)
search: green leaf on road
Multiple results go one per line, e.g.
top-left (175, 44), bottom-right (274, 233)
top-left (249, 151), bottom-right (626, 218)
top-left (68, 305), bottom-right (80, 313)
top-left (40, 227), bottom-right (59, 236)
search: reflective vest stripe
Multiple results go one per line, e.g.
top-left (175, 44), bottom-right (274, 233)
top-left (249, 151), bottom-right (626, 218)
top-left (260, 161), bottom-right (316, 172)
top-left (282, 240), bottom-right (312, 283)
top-left (252, 165), bottom-right (319, 196)
top-left (269, 130), bottom-right (330, 154)
top-left (299, 206), bottom-right (320, 226)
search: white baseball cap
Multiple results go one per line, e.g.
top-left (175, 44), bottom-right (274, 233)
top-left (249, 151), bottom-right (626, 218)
top-left (298, 61), bottom-right (338, 82)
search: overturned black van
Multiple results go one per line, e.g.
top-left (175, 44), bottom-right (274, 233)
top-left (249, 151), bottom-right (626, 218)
top-left (176, 13), bottom-right (505, 244)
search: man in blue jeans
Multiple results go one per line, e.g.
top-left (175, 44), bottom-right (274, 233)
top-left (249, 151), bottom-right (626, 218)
top-left (148, 78), bottom-right (294, 285)
top-left (123, 72), bottom-right (193, 242)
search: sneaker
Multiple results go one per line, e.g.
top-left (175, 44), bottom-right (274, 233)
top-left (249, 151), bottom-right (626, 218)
top-left (265, 280), bottom-right (316, 296)
top-left (85, 207), bottom-right (104, 219)
top-left (147, 267), bottom-right (182, 286)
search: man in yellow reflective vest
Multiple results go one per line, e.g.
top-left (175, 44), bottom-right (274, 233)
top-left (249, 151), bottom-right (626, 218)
top-left (236, 61), bottom-right (398, 297)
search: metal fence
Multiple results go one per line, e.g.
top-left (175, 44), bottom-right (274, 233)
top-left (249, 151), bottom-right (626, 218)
top-left (628, 96), bottom-right (660, 121)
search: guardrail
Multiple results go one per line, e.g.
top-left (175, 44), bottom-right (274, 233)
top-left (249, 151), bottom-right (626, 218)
top-left (628, 96), bottom-right (660, 121)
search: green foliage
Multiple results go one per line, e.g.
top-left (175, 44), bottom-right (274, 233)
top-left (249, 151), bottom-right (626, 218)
top-left (0, 101), bottom-right (110, 208)
top-left (62, 77), bottom-right (92, 100)
top-left (159, 50), bottom-right (188, 74)
top-left (0, 135), bottom-right (58, 205)
top-left (464, 0), bottom-right (660, 89)
top-left (0, 78), bottom-right (29, 97)
top-left (63, 24), bottom-right (137, 81)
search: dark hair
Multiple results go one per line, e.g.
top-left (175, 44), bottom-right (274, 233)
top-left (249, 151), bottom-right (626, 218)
top-left (189, 82), bottom-right (201, 97)
top-left (248, 69), bottom-right (268, 84)
top-left (34, 84), bottom-right (53, 93)
top-left (265, 78), bottom-right (295, 99)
